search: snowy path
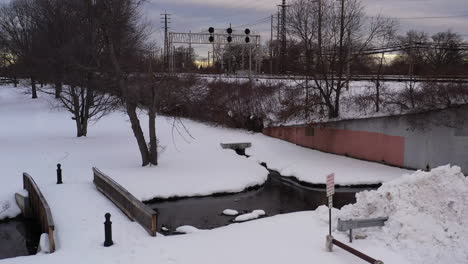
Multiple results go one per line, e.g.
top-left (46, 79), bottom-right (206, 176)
top-left (4, 186), bottom-right (411, 264)
top-left (0, 85), bottom-right (413, 263)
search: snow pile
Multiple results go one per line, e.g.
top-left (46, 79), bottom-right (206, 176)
top-left (0, 195), bottom-right (21, 220)
top-left (234, 210), bottom-right (266, 222)
top-left (336, 165), bottom-right (468, 264)
top-left (176, 225), bottom-right (206, 234)
top-left (222, 209), bottom-right (239, 216)
top-left (37, 233), bottom-right (51, 254)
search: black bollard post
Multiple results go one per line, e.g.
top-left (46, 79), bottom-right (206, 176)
top-left (56, 164), bottom-right (63, 184)
top-left (104, 213), bottom-right (113, 247)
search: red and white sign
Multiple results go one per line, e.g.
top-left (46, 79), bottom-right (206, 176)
top-left (326, 173), bottom-right (335, 197)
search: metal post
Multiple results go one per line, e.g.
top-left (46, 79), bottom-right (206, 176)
top-left (56, 164), bottom-right (63, 184)
top-left (279, 0), bottom-right (288, 73)
top-left (104, 213), bottom-right (113, 247)
top-left (329, 198), bottom-right (332, 236)
top-left (337, 0), bottom-right (346, 88)
top-left (249, 45), bottom-right (252, 77)
top-left (346, 29), bottom-right (351, 90)
top-left (277, 10), bottom-right (281, 73)
top-left (349, 229), bottom-right (353, 243)
top-left (161, 12), bottom-right (171, 70)
top-left (212, 43), bottom-right (215, 68)
top-left (270, 14), bottom-right (274, 74)
top-left (242, 46), bottom-right (245, 72)
top-left (317, 0), bottom-right (322, 73)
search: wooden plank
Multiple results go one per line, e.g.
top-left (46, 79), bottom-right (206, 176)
top-left (220, 143), bottom-right (252, 150)
top-left (23, 173), bottom-right (56, 253)
top-left (93, 168), bottom-right (158, 236)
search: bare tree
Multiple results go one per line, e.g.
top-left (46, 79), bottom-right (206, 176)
top-left (58, 83), bottom-right (118, 137)
top-left (287, 0), bottom-right (318, 118)
top-left (286, 0), bottom-right (397, 119)
top-left (0, 0), bottom-right (40, 98)
top-left (371, 18), bottom-right (398, 112)
top-left (97, 0), bottom-right (159, 166)
top-left (425, 31), bottom-right (466, 75)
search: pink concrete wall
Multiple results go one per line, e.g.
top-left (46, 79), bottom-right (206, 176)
top-left (263, 125), bottom-right (405, 167)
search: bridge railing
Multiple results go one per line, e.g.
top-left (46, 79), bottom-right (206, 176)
top-left (93, 168), bottom-right (158, 236)
top-left (23, 173), bottom-right (56, 253)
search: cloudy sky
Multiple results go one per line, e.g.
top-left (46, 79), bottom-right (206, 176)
top-left (1, 0), bottom-right (467, 57)
top-left (143, 0), bottom-right (468, 57)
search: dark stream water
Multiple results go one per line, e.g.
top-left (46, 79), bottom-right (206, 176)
top-left (147, 170), bottom-right (376, 235)
top-left (0, 217), bottom-right (41, 259)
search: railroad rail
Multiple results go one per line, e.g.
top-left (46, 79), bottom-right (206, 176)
top-left (187, 73), bottom-right (468, 83)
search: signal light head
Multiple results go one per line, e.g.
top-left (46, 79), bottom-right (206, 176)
top-left (227, 28), bottom-right (233, 34)
top-left (208, 27), bottom-right (215, 34)
top-left (245, 28), bottom-right (250, 35)
top-left (209, 36), bottom-right (214, 43)
top-left (245, 37), bottom-right (250, 43)
top-left (227, 36), bottom-right (232, 43)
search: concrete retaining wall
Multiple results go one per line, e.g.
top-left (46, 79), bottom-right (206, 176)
top-left (264, 105), bottom-right (468, 173)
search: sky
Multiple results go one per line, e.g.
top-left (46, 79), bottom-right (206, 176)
top-left (143, 0), bottom-right (468, 58)
top-left (1, 0), bottom-right (467, 58)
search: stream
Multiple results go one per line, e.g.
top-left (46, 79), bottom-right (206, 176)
top-left (147, 170), bottom-right (376, 235)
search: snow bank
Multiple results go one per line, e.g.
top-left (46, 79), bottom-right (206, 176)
top-left (246, 136), bottom-right (411, 186)
top-left (176, 225), bottom-right (206, 234)
top-left (234, 210), bottom-right (266, 222)
top-left (0, 194), bottom-right (21, 220)
top-left (222, 209), bottom-right (239, 216)
top-left (330, 165), bottom-right (468, 264)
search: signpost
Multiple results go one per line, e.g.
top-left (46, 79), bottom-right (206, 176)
top-left (324, 173), bottom-right (385, 263)
top-left (326, 173), bottom-right (335, 236)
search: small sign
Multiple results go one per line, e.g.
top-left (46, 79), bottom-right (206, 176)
top-left (326, 173), bottom-right (335, 197)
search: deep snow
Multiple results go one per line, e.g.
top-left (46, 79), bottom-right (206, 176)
top-left (0, 84), bottom-right (418, 263)
top-left (319, 165), bottom-right (468, 264)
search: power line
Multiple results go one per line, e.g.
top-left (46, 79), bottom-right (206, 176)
top-left (365, 14), bottom-right (468, 20)
top-left (232, 16), bottom-right (271, 29)
top-left (393, 14), bottom-right (468, 20)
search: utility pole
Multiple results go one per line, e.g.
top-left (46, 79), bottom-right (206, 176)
top-left (189, 30), bottom-right (192, 70)
top-left (346, 28), bottom-right (351, 90)
top-left (278, 0), bottom-right (288, 74)
top-left (249, 45), bottom-right (252, 77)
top-left (270, 14), bottom-right (274, 74)
top-left (212, 43), bottom-right (216, 69)
top-left (337, 0), bottom-right (346, 94)
top-left (276, 10), bottom-right (281, 73)
top-left (161, 12), bottom-right (171, 71)
top-left (242, 46), bottom-right (245, 71)
top-left (317, 0), bottom-right (322, 73)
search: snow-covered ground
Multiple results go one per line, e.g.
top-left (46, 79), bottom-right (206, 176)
top-left (325, 165), bottom-right (468, 264)
top-left (0, 84), bottom-right (435, 263)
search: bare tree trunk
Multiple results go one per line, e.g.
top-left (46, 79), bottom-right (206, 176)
top-left (375, 52), bottom-right (385, 112)
top-left (81, 119), bottom-right (88, 137)
top-left (104, 25), bottom-right (153, 166)
top-left (31, 76), bottom-right (38, 99)
top-left (126, 102), bottom-right (150, 166)
top-left (148, 107), bottom-right (158, 166)
top-left (54, 73), bottom-right (62, 98)
top-left (70, 86), bottom-right (83, 137)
